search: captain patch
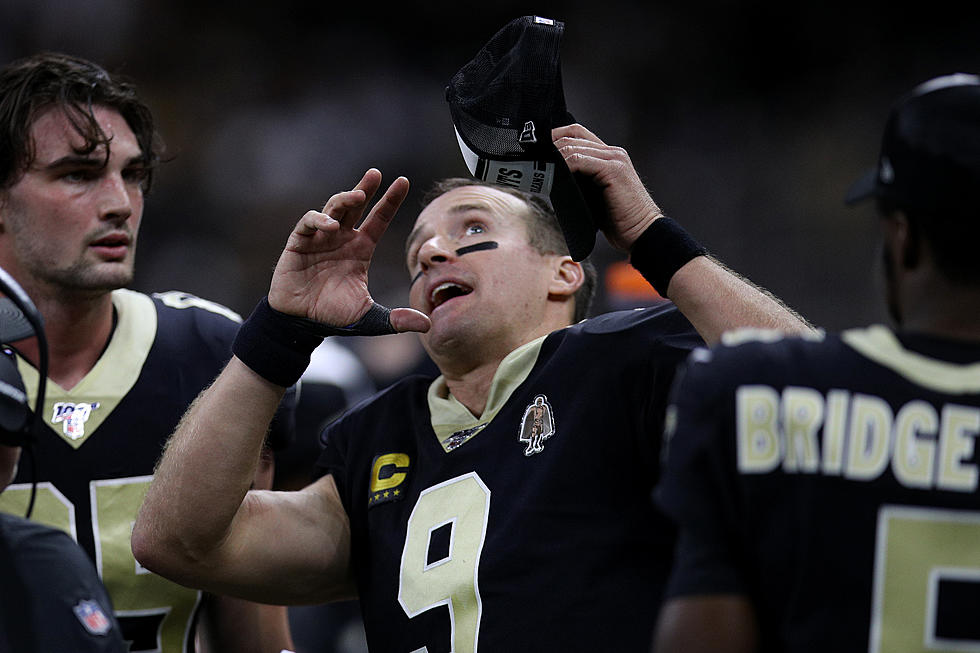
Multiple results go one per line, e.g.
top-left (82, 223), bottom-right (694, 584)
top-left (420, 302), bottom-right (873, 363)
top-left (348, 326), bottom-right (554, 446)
top-left (368, 453), bottom-right (411, 507)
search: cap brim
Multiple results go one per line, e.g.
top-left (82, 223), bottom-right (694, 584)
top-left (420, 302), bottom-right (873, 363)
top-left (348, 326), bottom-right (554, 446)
top-left (549, 156), bottom-right (598, 261)
top-left (453, 126), bottom-right (481, 177)
top-left (844, 167), bottom-right (878, 205)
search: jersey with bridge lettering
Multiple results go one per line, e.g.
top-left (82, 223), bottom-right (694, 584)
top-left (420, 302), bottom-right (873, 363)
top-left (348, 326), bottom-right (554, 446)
top-left (656, 325), bottom-right (980, 653)
top-left (316, 304), bottom-right (702, 653)
top-left (0, 289), bottom-right (293, 653)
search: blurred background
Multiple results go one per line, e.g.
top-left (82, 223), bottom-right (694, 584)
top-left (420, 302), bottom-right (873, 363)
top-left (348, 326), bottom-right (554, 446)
top-left (4, 0), bottom-right (980, 650)
top-left (6, 0), bottom-right (980, 335)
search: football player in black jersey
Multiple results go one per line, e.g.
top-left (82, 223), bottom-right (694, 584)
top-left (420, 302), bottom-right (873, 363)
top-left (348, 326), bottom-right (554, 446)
top-left (653, 74), bottom-right (980, 653)
top-left (0, 52), bottom-right (295, 653)
top-left (134, 108), bottom-right (814, 650)
top-left (0, 279), bottom-right (128, 653)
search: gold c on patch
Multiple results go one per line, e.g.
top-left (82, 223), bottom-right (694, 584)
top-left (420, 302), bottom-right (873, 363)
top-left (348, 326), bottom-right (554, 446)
top-left (368, 453), bottom-right (410, 507)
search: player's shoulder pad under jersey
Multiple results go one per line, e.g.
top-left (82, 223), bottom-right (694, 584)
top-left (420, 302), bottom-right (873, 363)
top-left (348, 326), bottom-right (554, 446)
top-left (152, 290), bottom-right (243, 323)
top-left (720, 326), bottom-right (826, 348)
top-left (683, 327), bottom-right (827, 376)
top-left (150, 291), bottom-right (243, 359)
top-left (576, 303), bottom-right (688, 336)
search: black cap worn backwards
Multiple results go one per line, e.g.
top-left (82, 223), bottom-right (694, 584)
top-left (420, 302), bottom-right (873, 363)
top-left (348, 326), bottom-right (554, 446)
top-left (845, 73), bottom-right (980, 215)
top-left (446, 15), bottom-right (599, 261)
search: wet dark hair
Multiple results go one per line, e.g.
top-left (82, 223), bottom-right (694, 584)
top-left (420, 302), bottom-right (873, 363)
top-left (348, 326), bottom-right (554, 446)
top-left (421, 178), bottom-right (597, 322)
top-left (0, 52), bottom-right (161, 192)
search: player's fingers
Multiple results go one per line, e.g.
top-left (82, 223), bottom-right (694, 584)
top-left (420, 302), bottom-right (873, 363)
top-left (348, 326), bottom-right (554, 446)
top-left (559, 142), bottom-right (632, 178)
top-left (320, 169), bottom-right (382, 213)
top-left (358, 176), bottom-right (410, 244)
top-left (292, 210), bottom-right (341, 237)
top-left (552, 123), bottom-right (606, 145)
top-left (321, 170), bottom-right (383, 230)
top-left (351, 168), bottom-right (384, 206)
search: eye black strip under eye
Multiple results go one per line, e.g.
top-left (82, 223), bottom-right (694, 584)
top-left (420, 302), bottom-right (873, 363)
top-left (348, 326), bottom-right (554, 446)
top-left (410, 241), bottom-right (499, 286)
top-left (456, 241), bottom-right (498, 256)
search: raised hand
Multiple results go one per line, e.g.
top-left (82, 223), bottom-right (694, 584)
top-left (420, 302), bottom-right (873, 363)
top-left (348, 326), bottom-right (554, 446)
top-left (268, 168), bottom-right (430, 334)
top-left (553, 123), bottom-right (665, 251)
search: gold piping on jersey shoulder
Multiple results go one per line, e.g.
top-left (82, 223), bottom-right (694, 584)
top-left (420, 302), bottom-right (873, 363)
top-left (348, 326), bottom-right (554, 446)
top-left (842, 325), bottom-right (980, 395)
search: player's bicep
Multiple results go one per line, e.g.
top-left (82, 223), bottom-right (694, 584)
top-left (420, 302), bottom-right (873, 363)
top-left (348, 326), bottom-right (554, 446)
top-left (653, 594), bottom-right (758, 653)
top-left (209, 474), bottom-right (355, 605)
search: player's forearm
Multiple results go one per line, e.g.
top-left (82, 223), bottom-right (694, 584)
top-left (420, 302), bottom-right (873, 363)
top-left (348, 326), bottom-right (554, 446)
top-left (132, 357), bottom-right (286, 581)
top-left (196, 596), bottom-right (295, 653)
top-left (667, 256), bottom-right (816, 346)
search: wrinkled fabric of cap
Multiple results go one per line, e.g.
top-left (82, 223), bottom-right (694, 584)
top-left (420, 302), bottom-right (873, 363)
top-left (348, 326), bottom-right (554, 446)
top-left (446, 15), bottom-right (598, 261)
top-left (845, 72), bottom-right (980, 215)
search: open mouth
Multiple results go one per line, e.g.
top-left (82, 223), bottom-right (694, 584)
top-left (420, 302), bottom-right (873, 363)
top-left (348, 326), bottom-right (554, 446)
top-left (430, 281), bottom-right (473, 309)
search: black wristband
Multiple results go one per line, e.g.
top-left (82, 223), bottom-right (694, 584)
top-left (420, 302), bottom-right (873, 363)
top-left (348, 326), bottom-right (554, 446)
top-left (629, 217), bottom-right (707, 297)
top-left (232, 297), bottom-right (324, 387)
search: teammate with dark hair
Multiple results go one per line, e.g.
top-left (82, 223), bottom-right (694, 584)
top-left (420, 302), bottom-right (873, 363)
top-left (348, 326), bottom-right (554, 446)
top-left (653, 74), bottom-right (980, 653)
top-left (0, 52), bottom-right (296, 653)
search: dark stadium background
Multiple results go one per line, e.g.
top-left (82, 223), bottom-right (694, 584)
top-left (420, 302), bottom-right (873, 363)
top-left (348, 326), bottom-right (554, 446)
top-left (5, 0), bottom-right (980, 336)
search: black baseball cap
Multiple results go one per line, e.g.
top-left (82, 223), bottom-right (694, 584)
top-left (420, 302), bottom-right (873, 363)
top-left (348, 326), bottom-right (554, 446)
top-left (446, 15), bottom-right (599, 261)
top-left (845, 73), bottom-right (980, 214)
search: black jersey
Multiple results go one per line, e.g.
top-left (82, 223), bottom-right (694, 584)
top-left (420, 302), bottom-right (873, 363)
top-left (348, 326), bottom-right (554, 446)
top-left (657, 325), bottom-right (980, 653)
top-left (317, 304), bottom-right (702, 652)
top-left (0, 513), bottom-right (127, 653)
top-left (0, 290), bottom-right (291, 653)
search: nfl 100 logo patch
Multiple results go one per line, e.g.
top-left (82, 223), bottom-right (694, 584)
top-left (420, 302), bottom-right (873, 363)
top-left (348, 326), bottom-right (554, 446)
top-left (72, 599), bottom-right (112, 636)
top-left (51, 402), bottom-right (100, 439)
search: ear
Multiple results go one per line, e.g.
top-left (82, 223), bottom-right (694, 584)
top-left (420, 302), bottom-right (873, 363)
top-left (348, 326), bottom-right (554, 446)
top-left (547, 256), bottom-right (584, 299)
top-left (882, 211), bottom-right (920, 271)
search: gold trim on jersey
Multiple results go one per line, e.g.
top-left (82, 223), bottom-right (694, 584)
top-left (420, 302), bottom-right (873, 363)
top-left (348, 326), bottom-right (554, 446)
top-left (721, 326), bottom-right (825, 347)
top-left (17, 289), bottom-right (157, 449)
top-left (429, 334), bottom-right (546, 452)
top-left (842, 325), bottom-right (980, 395)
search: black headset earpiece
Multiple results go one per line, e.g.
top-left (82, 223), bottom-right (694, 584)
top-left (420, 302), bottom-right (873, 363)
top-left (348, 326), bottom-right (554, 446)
top-left (0, 266), bottom-right (47, 517)
top-left (0, 348), bottom-right (30, 445)
top-left (0, 266), bottom-right (46, 448)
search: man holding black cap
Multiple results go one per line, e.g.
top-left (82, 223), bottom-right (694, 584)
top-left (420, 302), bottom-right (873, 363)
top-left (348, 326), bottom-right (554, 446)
top-left (133, 16), bottom-right (814, 648)
top-left (652, 73), bottom-right (980, 653)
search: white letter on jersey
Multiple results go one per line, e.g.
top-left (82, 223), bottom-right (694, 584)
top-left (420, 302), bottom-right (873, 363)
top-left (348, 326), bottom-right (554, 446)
top-left (737, 386), bottom-right (781, 473)
top-left (845, 395), bottom-right (892, 481)
top-left (892, 401), bottom-right (938, 489)
top-left (938, 404), bottom-right (980, 492)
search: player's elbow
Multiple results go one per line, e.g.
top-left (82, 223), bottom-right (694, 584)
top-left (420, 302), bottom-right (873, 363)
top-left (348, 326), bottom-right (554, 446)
top-left (131, 514), bottom-right (210, 588)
